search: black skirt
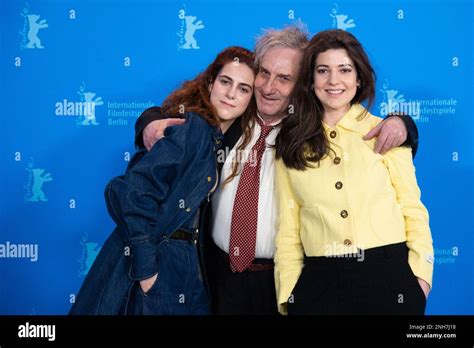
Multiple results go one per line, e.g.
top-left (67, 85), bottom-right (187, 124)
top-left (287, 242), bottom-right (427, 315)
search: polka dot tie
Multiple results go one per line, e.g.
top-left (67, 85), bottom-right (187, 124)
top-left (229, 119), bottom-right (273, 272)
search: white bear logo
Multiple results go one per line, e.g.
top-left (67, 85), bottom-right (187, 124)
top-left (330, 4), bottom-right (356, 31)
top-left (78, 234), bottom-right (102, 277)
top-left (29, 168), bottom-right (53, 202)
top-left (381, 81), bottom-right (406, 106)
top-left (26, 14), bottom-right (48, 49)
top-left (81, 92), bottom-right (104, 126)
top-left (77, 84), bottom-right (104, 126)
top-left (182, 15), bottom-right (204, 49)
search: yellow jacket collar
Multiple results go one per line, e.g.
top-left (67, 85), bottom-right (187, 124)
top-left (324, 104), bottom-right (372, 134)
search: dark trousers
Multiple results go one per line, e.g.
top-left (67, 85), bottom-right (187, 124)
top-left (288, 242), bottom-right (427, 315)
top-left (214, 248), bottom-right (279, 315)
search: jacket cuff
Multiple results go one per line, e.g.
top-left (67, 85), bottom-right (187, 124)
top-left (409, 250), bottom-right (434, 288)
top-left (386, 113), bottom-right (419, 158)
top-left (129, 238), bottom-right (158, 281)
top-left (134, 106), bottom-right (163, 148)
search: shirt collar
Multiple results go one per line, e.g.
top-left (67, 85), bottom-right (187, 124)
top-left (256, 112), bottom-right (288, 127)
top-left (324, 104), bottom-right (371, 134)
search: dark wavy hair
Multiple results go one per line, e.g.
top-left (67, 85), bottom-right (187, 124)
top-left (275, 29), bottom-right (376, 170)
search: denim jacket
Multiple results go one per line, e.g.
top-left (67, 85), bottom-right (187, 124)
top-left (70, 112), bottom-right (223, 314)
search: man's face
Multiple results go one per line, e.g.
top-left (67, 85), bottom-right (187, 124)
top-left (254, 47), bottom-right (303, 122)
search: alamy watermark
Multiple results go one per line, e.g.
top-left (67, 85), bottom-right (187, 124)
top-left (18, 322), bottom-right (55, 341)
top-left (0, 241), bottom-right (38, 262)
top-left (217, 147), bottom-right (259, 167)
top-left (324, 242), bottom-right (365, 262)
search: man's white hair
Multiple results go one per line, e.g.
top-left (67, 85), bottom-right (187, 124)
top-left (254, 22), bottom-right (310, 69)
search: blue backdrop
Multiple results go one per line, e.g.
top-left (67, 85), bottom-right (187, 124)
top-left (1, 0), bottom-right (473, 315)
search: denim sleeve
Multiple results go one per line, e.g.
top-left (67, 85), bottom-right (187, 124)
top-left (105, 124), bottom-right (189, 281)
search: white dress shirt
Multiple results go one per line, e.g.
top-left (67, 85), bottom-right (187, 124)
top-left (212, 114), bottom-right (282, 259)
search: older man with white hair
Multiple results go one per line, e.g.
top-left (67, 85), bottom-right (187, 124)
top-left (134, 25), bottom-right (418, 315)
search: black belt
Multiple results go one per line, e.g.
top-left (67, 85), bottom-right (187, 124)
top-left (169, 229), bottom-right (199, 243)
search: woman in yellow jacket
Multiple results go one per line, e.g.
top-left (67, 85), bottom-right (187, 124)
top-left (274, 29), bottom-right (434, 315)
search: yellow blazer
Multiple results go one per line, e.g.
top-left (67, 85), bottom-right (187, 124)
top-left (274, 104), bottom-right (434, 315)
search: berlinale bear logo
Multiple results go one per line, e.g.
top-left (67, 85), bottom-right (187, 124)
top-left (177, 7), bottom-right (204, 50)
top-left (20, 3), bottom-right (48, 49)
top-left (24, 159), bottom-right (53, 203)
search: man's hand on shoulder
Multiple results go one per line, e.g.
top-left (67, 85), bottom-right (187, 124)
top-left (143, 118), bottom-right (186, 151)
